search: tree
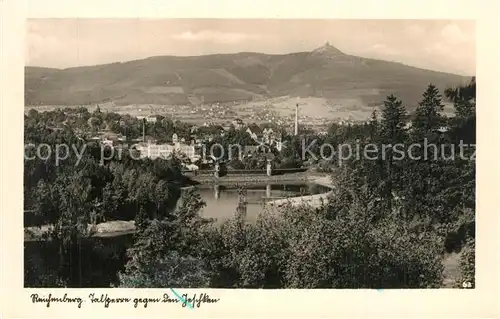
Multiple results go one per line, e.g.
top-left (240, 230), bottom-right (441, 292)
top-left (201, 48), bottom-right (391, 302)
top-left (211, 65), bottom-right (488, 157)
top-left (367, 109), bottom-right (379, 140)
top-left (172, 188), bottom-right (209, 254)
top-left (397, 85), bottom-right (447, 224)
top-left (30, 171), bottom-right (103, 287)
top-left (456, 238), bottom-right (475, 288)
top-left (121, 219), bottom-right (177, 279)
top-left (196, 174), bottom-right (445, 289)
top-left (24, 110), bottom-right (208, 287)
top-left (411, 84), bottom-right (445, 141)
top-left (25, 84), bottom-right (475, 288)
top-left (119, 187), bottom-right (211, 288)
top-left (378, 94), bottom-right (409, 209)
top-left (87, 117), bottom-right (101, 132)
top-left (229, 158), bottom-right (245, 170)
top-left (446, 76), bottom-right (476, 144)
top-left (119, 251), bottom-right (209, 288)
top-left (282, 184), bottom-right (443, 288)
top-left (380, 95), bottom-right (408, 144)
top-left (55, 173), bottom-right (99, 287)
top-left (445, 77), bottom-right (476, 104)
top-left (119, 216), bottom-right (209, 288)
top-left (32, 179), bottom-right (59, 225)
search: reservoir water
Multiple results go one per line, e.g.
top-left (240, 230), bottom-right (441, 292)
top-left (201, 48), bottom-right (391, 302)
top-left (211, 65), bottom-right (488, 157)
top-left (196, 183), bottom-right (329, 222)
top-left (24, 182), bottom-right (330, 287)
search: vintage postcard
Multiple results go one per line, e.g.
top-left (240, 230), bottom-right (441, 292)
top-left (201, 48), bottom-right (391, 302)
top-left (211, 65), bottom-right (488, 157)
top-left (1, 0), bottom-right (498, 318)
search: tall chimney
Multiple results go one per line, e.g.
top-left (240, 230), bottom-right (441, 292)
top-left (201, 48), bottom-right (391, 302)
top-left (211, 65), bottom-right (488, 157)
top-left (294, 103), bottom-right (299, 136)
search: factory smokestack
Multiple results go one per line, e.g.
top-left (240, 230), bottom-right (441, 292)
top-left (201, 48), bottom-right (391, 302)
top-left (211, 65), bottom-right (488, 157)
top-left (142, 118), bottom-right (146, 142)
top-left (294, 103), bottom-right (299, 136)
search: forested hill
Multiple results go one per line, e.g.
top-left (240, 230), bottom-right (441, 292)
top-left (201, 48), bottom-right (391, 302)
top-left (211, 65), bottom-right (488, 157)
top-left (25, 43), bottom-right (469, 109)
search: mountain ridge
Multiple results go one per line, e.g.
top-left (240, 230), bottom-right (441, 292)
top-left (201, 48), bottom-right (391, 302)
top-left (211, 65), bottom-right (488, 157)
top-left (25, 43), bottom-right (471, 110)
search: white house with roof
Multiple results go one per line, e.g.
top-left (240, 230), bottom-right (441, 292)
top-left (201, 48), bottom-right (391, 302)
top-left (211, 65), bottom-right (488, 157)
top-left (232, 118), bottom-right (244, 129)
top-left (246, 127), bottom-right (259, 140)
top-left (137, 115), bottom-right (158, 123)
top-left (134, 140), bottom-right (199, 162)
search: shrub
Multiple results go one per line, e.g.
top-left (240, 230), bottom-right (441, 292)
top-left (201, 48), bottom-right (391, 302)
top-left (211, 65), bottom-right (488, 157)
top-left (456, 238), bottom-right (475, 288)
top-left (205, 199), bottom-right (445, 289)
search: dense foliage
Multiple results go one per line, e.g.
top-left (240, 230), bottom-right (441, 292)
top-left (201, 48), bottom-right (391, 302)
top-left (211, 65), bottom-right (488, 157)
top-left (24, 79), bottom-right (475, 288)
top-left (24, 110), bottom-right (190, 286)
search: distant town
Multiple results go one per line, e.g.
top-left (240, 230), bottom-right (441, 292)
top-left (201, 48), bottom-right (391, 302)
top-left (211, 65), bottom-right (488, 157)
top-left (31, 100), bottom-right (376, 170)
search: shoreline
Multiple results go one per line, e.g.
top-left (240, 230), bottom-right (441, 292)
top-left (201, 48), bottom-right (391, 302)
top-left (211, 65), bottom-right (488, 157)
top-left (24, 174), bottom-right (334, 242)
top-left (189, 172), bottom-right (310, 187)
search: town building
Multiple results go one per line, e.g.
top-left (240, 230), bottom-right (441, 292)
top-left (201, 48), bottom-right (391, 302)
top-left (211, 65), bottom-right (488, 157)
top-left (137, 115), bottom-right (158, 123)
top-left (243, 144), bottom-right (271, 158)
top-left (245, 124), bottom-right (283, 152)
top-left (102, 139), bottom-right (114, 147)
top-left (134, 143), bottom-right (169, 159)
top-left (88, 130), bottom-right (127, 147)
top-left (232, 118), bottom-right (244, 129)
top-left (246, 124), bottom-right (262, 140)
top-left (134, 141), bottom-right (201, 162)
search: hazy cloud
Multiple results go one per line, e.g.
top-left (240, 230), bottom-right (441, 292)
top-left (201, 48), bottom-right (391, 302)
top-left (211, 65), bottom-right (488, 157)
top-left (440, 23), bottom-right (469, 44)
top-left (369, 44), bottom-right (400, 56)
top-left (404, 24), bottom-right (426, 37)
top-left (26, 30), bottom-right (64, 65)
top-left (26, 19), bottom-right (475, 75)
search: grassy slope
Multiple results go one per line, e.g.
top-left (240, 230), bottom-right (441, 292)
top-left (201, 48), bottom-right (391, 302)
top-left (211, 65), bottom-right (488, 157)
top-left (442, 252), bottom-right (461, 288)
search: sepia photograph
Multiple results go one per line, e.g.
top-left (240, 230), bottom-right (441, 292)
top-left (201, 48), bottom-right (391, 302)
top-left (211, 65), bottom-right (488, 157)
top-left (23, 19), bottom-right (476, 290)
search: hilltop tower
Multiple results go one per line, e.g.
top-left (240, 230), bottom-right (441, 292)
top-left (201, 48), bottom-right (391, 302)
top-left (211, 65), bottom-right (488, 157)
top-left (310, 42), bottom-right (345, 59)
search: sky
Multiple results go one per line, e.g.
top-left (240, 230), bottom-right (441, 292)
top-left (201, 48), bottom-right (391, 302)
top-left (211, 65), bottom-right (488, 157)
top-left (26, 19), bottom-right (475, 75)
